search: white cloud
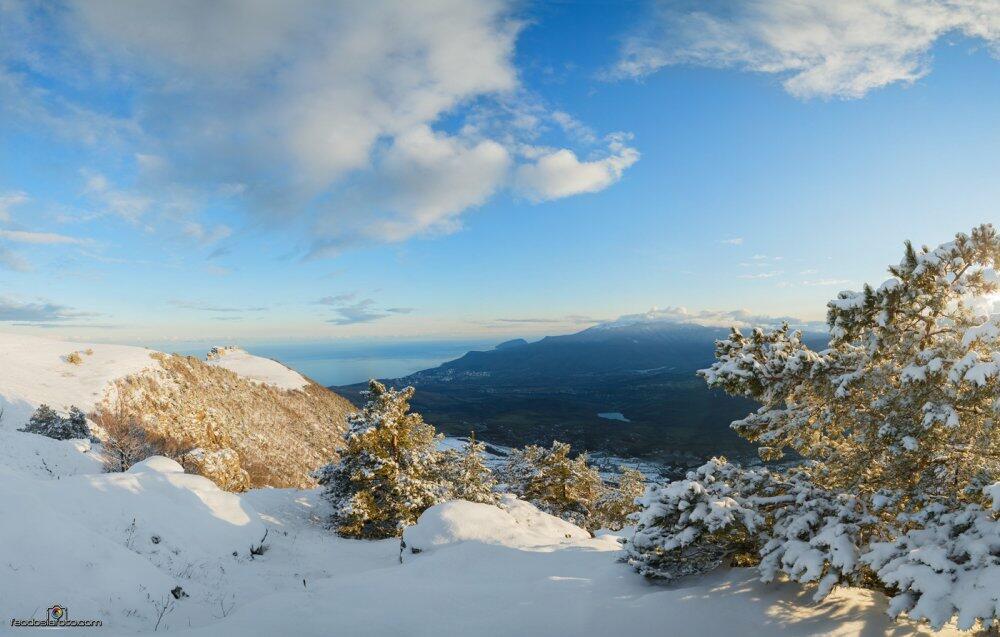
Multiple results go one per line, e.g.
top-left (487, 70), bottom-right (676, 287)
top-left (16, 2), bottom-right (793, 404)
top-left (362, 126), bottom-right (511, 243)
top-left (0, 191), bottom-right (29, 222)
top-left (0, 245), bottom-right (30, 272)
top-left (82, 172), bottom-right (152, 222)
top-left (613, 0), bottom-right (1000, 99)
top-left (514, 134), bottom-right (639, 202)
top-left (719, 237), bottom-right (744, 245)
top-left (0, 296), bottom-right (92, 323)
top-left (738, 271), bottom-right (782, 279)
top-left (182, 222), bottom-right (232, 246)
top-left (604, 305), bottom-right (827, 331)
top-left (0, 229), bottom-right (86, 245)
top-left (4, 1), bottom-right (639, 253)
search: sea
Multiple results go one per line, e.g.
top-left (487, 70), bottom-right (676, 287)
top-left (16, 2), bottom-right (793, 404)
top-left (148, 338), bottom-right (499, 387)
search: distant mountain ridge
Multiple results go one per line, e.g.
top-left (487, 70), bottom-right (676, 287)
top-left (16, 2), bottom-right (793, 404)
top-left (335, 320), bottom-right (829, 465)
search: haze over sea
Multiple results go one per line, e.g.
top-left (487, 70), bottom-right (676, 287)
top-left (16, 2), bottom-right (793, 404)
top-left (146, 339), bottom-right (500, 387)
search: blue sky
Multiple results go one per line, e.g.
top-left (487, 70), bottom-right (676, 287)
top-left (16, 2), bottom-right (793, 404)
top-left (1, 0), bottom-right (999, 343)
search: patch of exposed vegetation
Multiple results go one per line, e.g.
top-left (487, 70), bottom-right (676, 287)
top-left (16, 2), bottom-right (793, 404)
top-left (100, 352), bottom-right (354, 490)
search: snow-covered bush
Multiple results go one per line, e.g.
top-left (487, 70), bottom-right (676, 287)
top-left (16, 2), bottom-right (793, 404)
top-left (182, 447), bottom-right (251, 492)
top-left (626, 458), bottom-right (769, 580)
top-left (757, 469), bottom-right (873, 600)
top-left (316, 380), bottom-right (453, 539)
top-left (504, 441), bottom-right (605, 531)
top-left (439, 433), bottom-right (498, 505)
top-left (861, 490), bottom-right (1000, 632)
top-left (19, 404), bottom-right (91, 440)
top-left (630, 225), bottom-right (1000, 631)
top-left (593, 467), bottom-right (646, 532)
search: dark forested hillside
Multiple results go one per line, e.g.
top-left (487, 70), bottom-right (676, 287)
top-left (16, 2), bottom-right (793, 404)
top-left (335, 321), bottom-right (828, 465)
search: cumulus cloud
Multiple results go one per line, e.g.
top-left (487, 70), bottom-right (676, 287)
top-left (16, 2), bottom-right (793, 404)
top-left (612, 0), bottom-right (1000, 99)
top-left (514, 134), bottom-right (639, 202)
top-left (2, 2), bottom-right (639, 253)
top-left (340, 125), bottom-right (511, 247)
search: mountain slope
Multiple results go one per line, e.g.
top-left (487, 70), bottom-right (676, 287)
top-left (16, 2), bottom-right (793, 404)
top-left (336, 321), bottom-right (827, 465)
top-left (0, 332), bottom-right (354, 489)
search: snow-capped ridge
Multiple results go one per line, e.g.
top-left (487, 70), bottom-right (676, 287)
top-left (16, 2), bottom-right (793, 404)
top-left (204, 345), bottom-right (309, 390)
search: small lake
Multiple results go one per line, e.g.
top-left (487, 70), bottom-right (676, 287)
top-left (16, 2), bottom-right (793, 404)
top-left (597, 412), bottom-right (630, 422)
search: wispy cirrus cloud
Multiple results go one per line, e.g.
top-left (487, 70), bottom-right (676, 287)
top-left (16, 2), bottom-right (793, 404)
top-left (0, 229), bottom-right (88, 245)
top-left (611, 0), bottom-right (1000, 99)
top-left (169, 300), bottom-right (267, 313)
top-left (0, 191), bottom-right (29, 222)
top-left (738, 271), bottom-right (781, 279)
top-left (0, 245), bottom-right (30, 272)
top-left (318, 294), bottom-right (415, 325)
top-left (0, 296), bottom-right (96, 324)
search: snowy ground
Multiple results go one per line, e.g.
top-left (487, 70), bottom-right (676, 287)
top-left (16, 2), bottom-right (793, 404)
top-left (0, 333), bottom-right (309, 434)
top-left (0, 332), bottom-right (969, 635)
top-left (0, 333), bottom-right (158, 430)
top-left (1, 439), bottom-right (965, 636)
top-left (204, 347), bottom-right (309, 391)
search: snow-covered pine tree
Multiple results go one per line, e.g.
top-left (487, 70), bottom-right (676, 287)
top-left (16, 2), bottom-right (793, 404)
top-left (316, 380), bottom-right (449, 539)
top-left (440, 432), bottom-right (498, 504)
top-left (594, 467), bottom-right (646, 531)
top-left (700, 224), bottom-right (1000, 507)
top-left (504, 441), bottom-right (605, 530)
top-left (19, 404), bottom-right (91, 440)
top-left (627, 225), bottom-right (1000, 629)
top-left (626, 458), bottom-right (769, 580)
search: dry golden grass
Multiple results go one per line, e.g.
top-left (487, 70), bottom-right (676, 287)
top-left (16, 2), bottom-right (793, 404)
top-left (100, 352), bottom-right (354, 490)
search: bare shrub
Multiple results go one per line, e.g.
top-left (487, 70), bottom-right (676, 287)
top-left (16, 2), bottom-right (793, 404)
top-left (66, 351), bottom-right (84, 365)
top-left (92, 402), bottom-right (159, 472)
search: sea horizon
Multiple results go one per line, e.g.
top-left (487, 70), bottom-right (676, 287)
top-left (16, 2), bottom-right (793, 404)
top-left (145, 338), bottom-right (502, 387)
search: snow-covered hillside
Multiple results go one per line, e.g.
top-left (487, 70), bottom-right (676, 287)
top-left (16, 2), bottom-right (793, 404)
top-left (0, 332), bottom-right (353, 489)
top-left (0, 332), bottom-right (968, 635)
top-left (0, 333), bottom-right (309, 430)
top-left (0, 333), bottom-right (157, 429)
top-left (0, 439), bottom-right (964, 635)
top-left (205, 346), bottom-right (309, 391)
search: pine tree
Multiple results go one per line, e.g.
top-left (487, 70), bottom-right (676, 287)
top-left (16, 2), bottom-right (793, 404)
top-left (700, 224), bottom-right (1000, 507)
top-left (594, 467), bottom-right (646, 531)
top-left (505, 441), bottom-right (605, 530)
top-left (19, 404), bottom-right (91, 440)
top-left (626, 225), bottom-right (1000, 630)
top-left (316, 380), bottom-right (449, 539)
top-left (441, 432), bottom-right (498, 504)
